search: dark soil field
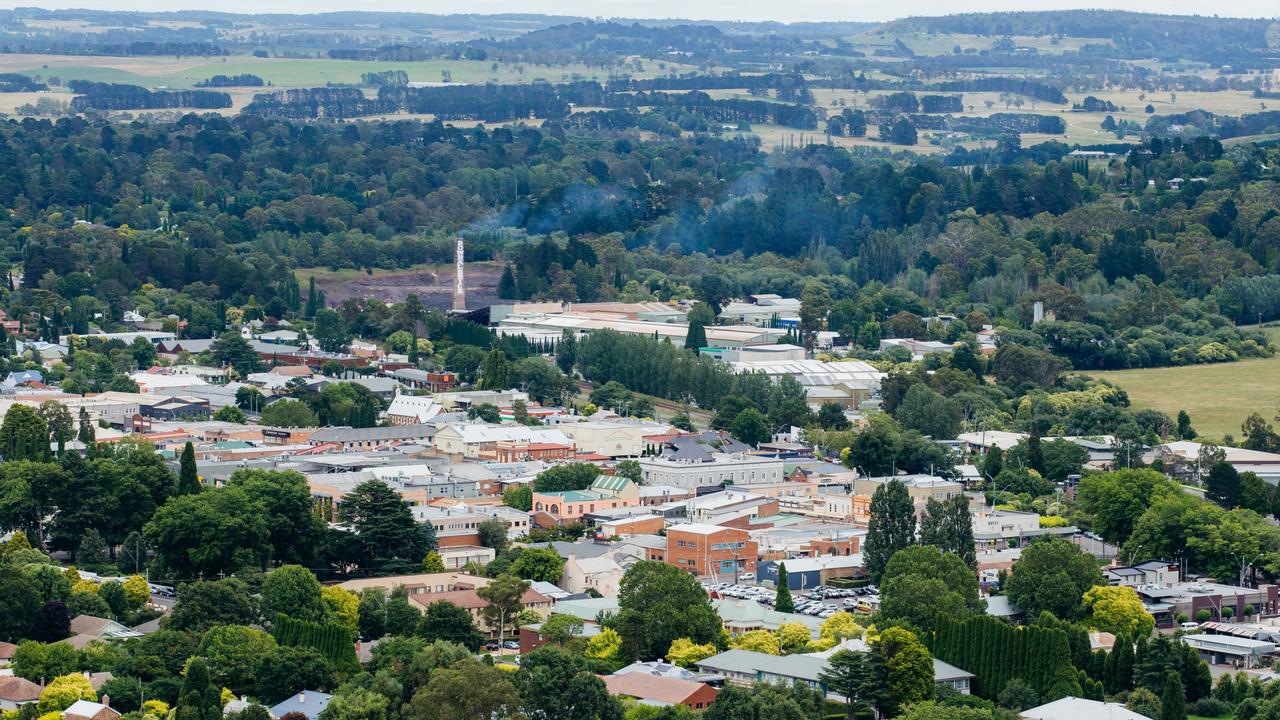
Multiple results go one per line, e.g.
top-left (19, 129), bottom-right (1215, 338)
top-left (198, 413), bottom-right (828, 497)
top-left (304, 262), bottom-right (504, 311)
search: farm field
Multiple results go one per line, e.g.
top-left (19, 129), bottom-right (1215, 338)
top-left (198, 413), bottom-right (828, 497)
top-left (0, 53), bottom-right (682, 90)
top-left (1088, 326), bottom-right (1280, 441)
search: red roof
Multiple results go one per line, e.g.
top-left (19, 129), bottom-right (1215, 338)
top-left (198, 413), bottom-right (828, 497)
top-left (0, 676), bottom-right (43, 703)
top-left (408, 586), bottom-right (549, 610)
top-left (601, 674), bottom-right (715, 705)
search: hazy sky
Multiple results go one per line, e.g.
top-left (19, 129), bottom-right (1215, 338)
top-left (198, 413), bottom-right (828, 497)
top-left (1, 1), bottom-right (1276, 23)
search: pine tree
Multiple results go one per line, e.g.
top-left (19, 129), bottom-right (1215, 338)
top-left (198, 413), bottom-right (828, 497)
top-left (177, 441), bottom-right (201, 495)
top-left (1027, 430), bottom-right (1045, 474)
top-left (775, 564), bottom-right (795, 613)
top-left (305, 276), bottom-right (318, 318)
top-left (1113, 634), bottom-right (1135, 692)
top-left (498, 265), bottom-right (517, 299)
top-left (77, 407), bottom-right (95, 447)
top-left (556, 329), bottom-right (577, 374)
top-left (684, 318), bottom-right (708, 351)
top-left (864, 479), bottom-right (916, 584)
top-left (981, 447), bottom-right (1003, 480)
top-left (1161, 670), bottom-right (1186, 720)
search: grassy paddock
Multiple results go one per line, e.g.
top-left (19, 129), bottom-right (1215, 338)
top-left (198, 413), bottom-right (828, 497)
top-left (1087, 326), bottom-right (1280, 441)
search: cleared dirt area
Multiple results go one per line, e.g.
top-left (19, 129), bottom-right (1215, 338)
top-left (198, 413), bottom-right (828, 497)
top-left (299, 263), bottom-right (504, 311)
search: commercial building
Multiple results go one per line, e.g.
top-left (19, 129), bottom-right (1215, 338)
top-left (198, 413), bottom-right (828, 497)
top-left (531, 476), bottom-right (640, 525)
top-left (853, 474), bottom-right (963, 503)
top-left (720, 358), bottom-right (882, 408)
top-left (638, 454), bottom-right (785, 490)
top-left (432, 423), bottom-right (573, 459)
top-left (666, 523), bottom-right (757, 580)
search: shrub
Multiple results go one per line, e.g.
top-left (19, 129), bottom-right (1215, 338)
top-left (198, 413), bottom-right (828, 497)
top-left (1191, 697), bottom-right (1231, 718)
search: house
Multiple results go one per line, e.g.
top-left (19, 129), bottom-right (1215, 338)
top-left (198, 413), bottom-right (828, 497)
top-left (600, 674), bottom-right (718, 710)
top-left (711, 599), bottom-right (823, 636)
top-left (0, 640), bottom-right (16, 666)
top-left (519, 622), bottom-right (602, 654)
top-left (1104, 561), bottom-right (1178, 588)
top-left (268, 691), bottom-right (334, 720)
top-left (614, 659), bottom-right (723, 684)
top-left (67, 615), bottom-right (142, 647)
top-left (436, 545), bottom-right (496, 570)
top-left (562, 553), bottom-right (624, 597)
top-left (694, 650), bottom-right (828, 693)
top-left (1019, 697), bottom-right (1149, 720)
top-left (408, 586), bottom-right (552, 637)
top-left (0, 676), bottom-right (42, 711)
top-left (62, 700), bottom-right (120, 720)
top-left (934, 659), bottom-right (975, 695)
top-left (666, 524), bottom-right (757, 580)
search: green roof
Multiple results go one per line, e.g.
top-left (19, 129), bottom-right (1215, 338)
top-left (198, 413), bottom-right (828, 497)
top-left (540, 490), bottom-right (604, 502)
top-left (591, 475), bottom-right (631, 493)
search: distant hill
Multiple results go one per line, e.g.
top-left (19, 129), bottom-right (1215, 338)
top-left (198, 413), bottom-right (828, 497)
top-left (881, 10), bottom-right (1273, 58)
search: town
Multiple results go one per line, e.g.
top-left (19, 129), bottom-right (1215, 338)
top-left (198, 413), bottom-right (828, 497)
top-left (3, 275), bottom-right (1280, 720)
top-left (3, 5), bottom-right (1280, 720)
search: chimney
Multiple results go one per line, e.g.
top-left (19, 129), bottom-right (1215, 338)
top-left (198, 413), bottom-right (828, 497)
top-left (101, 696), bottom-right (110, 709)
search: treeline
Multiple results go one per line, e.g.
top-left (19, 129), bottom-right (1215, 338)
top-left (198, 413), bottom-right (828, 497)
top-left (329, 46), bottom-right (439, 61)
top-left (605, 72), bottom-right (809, 94)
top-left (195, 74), bottom-right (264, 87)
top-left (273, 614), bottom-right (361, 673)
top-left (8, 40), bottom-right (226, 56)
top-left (906, 113), bottom-right (1066, 136)
top-left (931, 76), bottom-right (1069, 105)
top-left (243, 88), bottom-right (395, 119)
top-left (361, 70), bottom-right (409, 87)
top-left (68, 81), bottom-right (231, 111)
top-left (0, 73), bottom-right (46, 92)
top-left (245, 81), bottom-right (819, 128)
top-left (1145, 109), bottom-right (1280, 140)
top-left (933, 615), bottom-right (1085, 700)
top-left (870, 91), bottom-right (963, 114)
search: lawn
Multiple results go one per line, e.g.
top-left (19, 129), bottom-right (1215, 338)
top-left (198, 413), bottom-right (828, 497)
top-left (1087, 326), bottom-right (1280, 441)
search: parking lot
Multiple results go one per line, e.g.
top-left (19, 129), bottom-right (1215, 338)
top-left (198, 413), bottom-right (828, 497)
top-left (702, 582), bottom-right (880, 618)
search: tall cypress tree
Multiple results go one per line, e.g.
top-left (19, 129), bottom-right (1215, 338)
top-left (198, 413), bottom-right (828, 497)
top-left (177, 441), bottom-right (201, 495)
top-left (775, 563), bottom-right (795, 613)
top-left (684, 319), bottom-right (708, 351)
top-left (864, 479), bottom-right (916, 584)
top-left (1161, 670), bottom-right (1187, 720)
top-left (1027, 430), bottom-right (1045, 475)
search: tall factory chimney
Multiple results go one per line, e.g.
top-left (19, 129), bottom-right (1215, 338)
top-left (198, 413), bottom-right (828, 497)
top-left (452, 236), bottom-right (466, 313)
